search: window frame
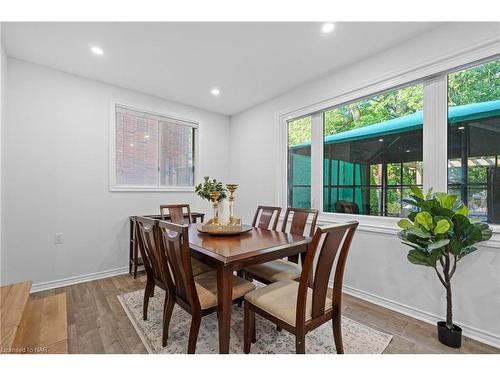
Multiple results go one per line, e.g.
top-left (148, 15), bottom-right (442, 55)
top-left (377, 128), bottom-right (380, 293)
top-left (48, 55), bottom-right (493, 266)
top-left (278, 47), bottom-right (500, 234)
top-left (109, 100), bottom-right (199, 192)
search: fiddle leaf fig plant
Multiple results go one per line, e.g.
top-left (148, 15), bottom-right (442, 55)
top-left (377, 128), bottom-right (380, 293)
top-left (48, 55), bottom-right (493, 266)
top-left (195, 176), bottom-right (227, 202)
top-left (397, 186), bottom-right (492, 330)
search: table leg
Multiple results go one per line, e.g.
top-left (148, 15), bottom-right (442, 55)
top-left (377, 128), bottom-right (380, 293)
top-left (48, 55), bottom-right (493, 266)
top-left (129, 218), bottom-right (134, 274)
top-left (217, 266), bottom-right (233, 354)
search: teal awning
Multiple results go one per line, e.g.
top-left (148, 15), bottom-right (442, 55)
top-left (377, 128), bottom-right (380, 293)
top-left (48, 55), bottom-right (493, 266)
top-left (291, 100), bottom-right (500, 149)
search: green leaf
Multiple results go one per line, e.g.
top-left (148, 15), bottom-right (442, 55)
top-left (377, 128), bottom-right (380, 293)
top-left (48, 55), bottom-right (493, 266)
top-left (425, 188), bottom-right (433, 200)
top-left (449, 238), bottom-right (462, 256)
top-left (428, 248), bottom-right (444, 266)
top-left (434, 192), bottom-right (447, 206)
top-left (402, 198), bottom-right (419, 207)
top-left (462, 225), bottom-right (482, 246)
top-left (408, 226), bottom-right (432, 239)
top-left (415, 211), bottom-right (434, 231)
top-left (452, 214), bottom-right (470, 235)
top-left (455, 204), bottom-right (468, 217)
top-left (397, 231), bottom-right (409, 241)
top-left (427, 238), bottom-right (450, 251)
top-left (458, 246), bottom-right (477, 259)
top-left (443, 194), bottom-right (458, 209)
top-left (474, 222), bottom-right (493, 241)
top-left (397, 219), bottom-right (413, 230)
top-left (408, 211), bottom-right (418, 222)
top-left (410, 186), bottom-right (424, 199)
top-left (406, 233), bottom-right (431, 247)
top-left (434, 219), bottom-right (451, 235)
top-left (431, 206), bottom-right (455, 218)
top-left (402, 241), bottom-right (427, 252)
top-left (407, 250), bottom-right (433, 267)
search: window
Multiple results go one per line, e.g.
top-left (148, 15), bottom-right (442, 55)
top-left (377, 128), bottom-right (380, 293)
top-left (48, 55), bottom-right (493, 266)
top-left (447, 60), bottom-right (500, 223)
top-left (287, 116), bottom-right (311, 208)
top-left (113, 105), bottom-right (196, 190)
top-left (321, 84), bottom-right (423, 217)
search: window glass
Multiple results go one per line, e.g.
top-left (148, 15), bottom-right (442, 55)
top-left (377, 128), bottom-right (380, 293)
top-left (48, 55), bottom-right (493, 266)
top-left (287, 116), bottom-right (312, 208)
top-left (447, 60), bottom-right (500, 223)
top-left (115, 112), bottom-right (159, 186)
top-left (321, 84), bottom-right (424, 216)
top-left (114, 106), bottom-right (196, 188)
top-left (159, 121), bottom-right (195, 187)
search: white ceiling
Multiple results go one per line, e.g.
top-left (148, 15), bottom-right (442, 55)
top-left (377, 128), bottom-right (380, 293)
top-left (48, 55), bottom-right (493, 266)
top-left (2, 22), bottom-right (443, 116)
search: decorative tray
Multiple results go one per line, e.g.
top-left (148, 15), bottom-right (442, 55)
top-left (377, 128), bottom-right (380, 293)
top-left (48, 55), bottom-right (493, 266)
top-left (196, 223), bottom-right (253, 236)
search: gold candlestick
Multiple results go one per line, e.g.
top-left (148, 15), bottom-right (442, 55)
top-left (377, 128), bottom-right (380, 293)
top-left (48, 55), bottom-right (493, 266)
top-left (226, 184), bottom-right (241, 226)
top-left (208, 191), bottom-right (221, 225)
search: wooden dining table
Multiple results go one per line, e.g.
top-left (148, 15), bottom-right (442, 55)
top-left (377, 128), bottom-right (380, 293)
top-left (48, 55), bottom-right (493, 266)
top-left (187, 224), bottom-right (311, 354)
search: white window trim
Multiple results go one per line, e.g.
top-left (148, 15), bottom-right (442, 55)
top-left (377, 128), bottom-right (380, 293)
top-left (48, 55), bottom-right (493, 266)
top-left (109, 100), bottom-right (199, 192)
top-left (277, 40), bottom-right (500, 234)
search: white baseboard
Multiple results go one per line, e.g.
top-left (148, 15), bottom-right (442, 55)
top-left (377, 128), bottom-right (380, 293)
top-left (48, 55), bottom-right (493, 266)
top-left (30, 266), bottom-right (130, 293)
top-left (339, 283), bottom-right (500, 349)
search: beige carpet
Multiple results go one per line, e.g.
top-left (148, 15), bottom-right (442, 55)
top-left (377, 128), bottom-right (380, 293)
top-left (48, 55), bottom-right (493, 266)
top-left (118, 288), bottom-right (392, 354)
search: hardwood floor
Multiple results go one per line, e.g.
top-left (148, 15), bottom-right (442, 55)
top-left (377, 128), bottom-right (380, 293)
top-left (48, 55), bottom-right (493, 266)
top-left (31, 273), bottom-right (499, 354)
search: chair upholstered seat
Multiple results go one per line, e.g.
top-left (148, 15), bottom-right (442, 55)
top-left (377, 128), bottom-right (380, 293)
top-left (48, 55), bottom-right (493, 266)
top-left (191, 258), bottom-right (213, 276)
top-left (195, 271), bottom-right (256, 309)
top-left (245, 259), bottom-right (302, 282)
top-left (244, 279), bottom-right (332, 327)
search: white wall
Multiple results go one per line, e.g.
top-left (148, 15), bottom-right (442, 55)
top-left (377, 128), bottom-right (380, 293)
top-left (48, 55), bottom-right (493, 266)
top-left (229, 23), bottom-right (500, 346)
top-left (2, 58), bottom-right (230, 288)
top-left (0, 24), bottom-right (7, 284)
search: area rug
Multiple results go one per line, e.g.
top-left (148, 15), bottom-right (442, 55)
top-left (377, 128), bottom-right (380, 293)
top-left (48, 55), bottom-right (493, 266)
top-left (118, 289), bottom-right (392, 354)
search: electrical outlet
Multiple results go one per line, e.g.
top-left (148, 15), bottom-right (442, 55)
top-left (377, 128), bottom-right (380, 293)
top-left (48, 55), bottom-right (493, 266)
top-left (55, 233), bottom-right (64, 245)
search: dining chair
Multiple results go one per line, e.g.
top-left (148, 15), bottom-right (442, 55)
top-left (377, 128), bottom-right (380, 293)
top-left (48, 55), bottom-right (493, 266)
top-left (244, 207), bottom-right (319, 284)
top-left (160, 204), bottom-right (192, 223)
top-left (243, 221), bottom-right (359, 354)
top-left (251, 205), bottom-right (282, 230)
top-left (158, 220), bottom-right (256, 353)
top-left (135, 217), bottom-right (168, 322)
top-left (160, 203), bottom-right (213, 276)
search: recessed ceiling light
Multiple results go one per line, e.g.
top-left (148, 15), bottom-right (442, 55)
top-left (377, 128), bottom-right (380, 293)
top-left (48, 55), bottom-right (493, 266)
top-left (406, 149), bottom-right (411, 153)
top-left (378, 138), bottom-right (384, 142)
top-left (211, 88), bottom-right (220, 96)
top-left (91, 46), bottom-right (104, 55)
top-left (321, 23), bottom-right (335, 34)
top-left (458, 126), bottom-right (465, 130)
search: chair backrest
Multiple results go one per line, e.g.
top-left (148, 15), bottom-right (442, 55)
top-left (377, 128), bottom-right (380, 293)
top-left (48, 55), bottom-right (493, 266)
top-left (136, 217), bottom-right (168, 286)
top-left (157, 220), bottom-right (200, 310)
top-left (281, 207), bottom-right (319, 237)
top-left (251, 205), bottom-right (282, 230)
top-left (295, 221), bottom-right (358, 326)
top-left (335, 200), bottom-right (359, 214)
top-left (160, 204), bottom-right (192, 224)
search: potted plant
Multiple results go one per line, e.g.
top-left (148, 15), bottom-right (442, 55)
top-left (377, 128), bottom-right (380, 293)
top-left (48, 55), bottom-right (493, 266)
top-left (397, 186), bottom-right (492, 348)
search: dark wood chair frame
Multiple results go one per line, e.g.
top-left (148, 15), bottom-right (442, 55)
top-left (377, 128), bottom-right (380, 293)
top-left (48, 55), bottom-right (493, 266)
top-left (129, 212), bottom-right (205, 278)
top-left (158, 220), bottom-right (247, 354)
top-left (244, 221), bottom-right (359, 354)
top-left (279, 207), bottom-right (319, 264)
top-left (160, 204), bottom-right (193, 224)
top-left (244, 207), bottom-right (319, 284)
top-left (251, 205), bottom-right (282, 230)
top-left (135, 217), bottom-right (167, 323)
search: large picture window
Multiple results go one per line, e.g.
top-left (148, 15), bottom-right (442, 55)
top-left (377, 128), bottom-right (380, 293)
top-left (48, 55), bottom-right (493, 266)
top-left (112, 105), bottom-right (197, 190)
top-left (447, 60), bottom-right (500, 224)
top-left (283, 56), bottom-right (499, 227)
top-left (322, 84), bottom-right (423, 217)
